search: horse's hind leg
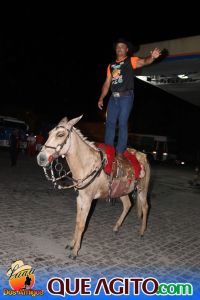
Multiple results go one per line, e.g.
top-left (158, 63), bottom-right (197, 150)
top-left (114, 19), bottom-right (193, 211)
top-left (137, 163), bottom-right (150, 237)
top-left (113, 195), bottom-right (131, 232)
top-left (137, 189), bottom-right (148, 236)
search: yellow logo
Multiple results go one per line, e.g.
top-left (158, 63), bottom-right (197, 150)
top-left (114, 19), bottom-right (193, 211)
top-left (6, 260), bottom-right (35, 291)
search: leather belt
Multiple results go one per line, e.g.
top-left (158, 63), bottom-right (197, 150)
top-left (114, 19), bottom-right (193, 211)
top-left (112, 90), bottom-right (133, 97)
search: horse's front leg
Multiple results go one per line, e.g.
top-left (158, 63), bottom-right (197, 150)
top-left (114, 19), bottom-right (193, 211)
top-left (69, 195), bottom-right (92, 259)
top-left (66, 197), bottom-right (81, 250)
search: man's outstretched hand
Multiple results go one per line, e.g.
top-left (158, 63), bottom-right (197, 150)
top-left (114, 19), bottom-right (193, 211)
top-left (151, 48), bottom-right (161, 59)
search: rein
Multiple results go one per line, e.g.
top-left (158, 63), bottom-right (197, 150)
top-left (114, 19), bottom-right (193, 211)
top-left (41, 124), bottom-right (106, 190)
top-left (43, 144), bottom-right (106, 190)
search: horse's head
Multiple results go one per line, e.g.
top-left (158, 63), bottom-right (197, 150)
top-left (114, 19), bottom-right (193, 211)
top-left (37, 115), bottom-right (83, 167)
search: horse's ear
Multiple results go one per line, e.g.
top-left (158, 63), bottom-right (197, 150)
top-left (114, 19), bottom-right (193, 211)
top-left (67, 115), bottom-right (83, 128)
top-left (59, 117), bottom-right (68, 125)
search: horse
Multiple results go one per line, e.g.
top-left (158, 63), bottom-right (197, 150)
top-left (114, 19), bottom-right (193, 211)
top-left (37, 116), bottom-right (150, 259)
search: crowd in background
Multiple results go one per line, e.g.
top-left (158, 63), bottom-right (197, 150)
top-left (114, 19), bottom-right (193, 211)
top-left (8, 129), bottom-right (45, 166)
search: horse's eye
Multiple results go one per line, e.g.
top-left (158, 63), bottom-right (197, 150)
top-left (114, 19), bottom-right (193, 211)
top-left (57, 133), bottom-right (65, 137)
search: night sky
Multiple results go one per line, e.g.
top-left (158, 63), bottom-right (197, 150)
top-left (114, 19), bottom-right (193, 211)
top-left (1, 4), bottom-right (200, 156)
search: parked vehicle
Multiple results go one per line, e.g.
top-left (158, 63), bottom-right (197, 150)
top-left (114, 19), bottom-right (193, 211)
top-left (128, 133), bottom-right (178, 162)
top-left (0, 116), bottom-right (29, 149)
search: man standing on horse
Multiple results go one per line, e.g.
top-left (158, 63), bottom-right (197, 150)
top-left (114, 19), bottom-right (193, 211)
top-left (98, 38), bottom-right (161, 158)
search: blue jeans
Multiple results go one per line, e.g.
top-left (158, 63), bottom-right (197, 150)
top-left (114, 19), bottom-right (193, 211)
top-left (105, 93), bottom-right (134, 153)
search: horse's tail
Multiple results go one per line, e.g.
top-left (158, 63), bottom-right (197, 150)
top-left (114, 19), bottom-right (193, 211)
top-left (137, 160), bottom-right (150, 218)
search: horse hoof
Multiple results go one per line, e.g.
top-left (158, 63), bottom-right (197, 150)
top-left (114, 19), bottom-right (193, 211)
top-left (69, 254), bottom-right (77, 260)
top-left (65, 245), bottom-right (74, 250)
top-left (140, 234), bottom-right (144, 238)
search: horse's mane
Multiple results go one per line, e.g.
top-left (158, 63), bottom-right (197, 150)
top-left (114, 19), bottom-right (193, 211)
top-left (73, 127), bottom-right (98, 151)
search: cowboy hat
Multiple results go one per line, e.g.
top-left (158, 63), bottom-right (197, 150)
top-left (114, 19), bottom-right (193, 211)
top-left (113, 38), bottom-right (135, 56)
top-left (7, 260), bottom-right (32, 277)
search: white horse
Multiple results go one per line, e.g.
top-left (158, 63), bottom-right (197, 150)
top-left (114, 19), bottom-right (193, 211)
top-left (37, 116), bottom-right (150, 259)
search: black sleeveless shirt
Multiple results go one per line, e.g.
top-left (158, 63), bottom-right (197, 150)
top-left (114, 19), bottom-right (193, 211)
top-left (110, 57), bottom-right (136, 92)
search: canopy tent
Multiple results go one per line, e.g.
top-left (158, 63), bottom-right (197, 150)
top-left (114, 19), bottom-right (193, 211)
top-left (135, 35), bottom-right (200, 107)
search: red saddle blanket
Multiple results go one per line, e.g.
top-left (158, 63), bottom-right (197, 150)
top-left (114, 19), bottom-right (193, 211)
top-left (96, 143), bottom-right (141, 179)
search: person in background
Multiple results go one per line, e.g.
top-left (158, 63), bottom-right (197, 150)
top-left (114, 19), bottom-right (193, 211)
top-left (27, 132), bottom-right (36, 156)
top-left (9, 128), bottom-right (20, 166)
top-left (35, 131), bottom-right (45, 153)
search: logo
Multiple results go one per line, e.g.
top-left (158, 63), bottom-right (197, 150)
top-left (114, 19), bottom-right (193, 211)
top-left (3, 260), bottom-right (44, 297)
top-left (7, 260), bottom-right (35, 291)
top-left (46, 276), bottom-right (193, 297)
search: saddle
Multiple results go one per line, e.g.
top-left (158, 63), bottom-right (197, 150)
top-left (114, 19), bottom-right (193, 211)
top-left (96, 144), bottom-right (146, 198)
top-left (109, 154), bottom-right (135, 198)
